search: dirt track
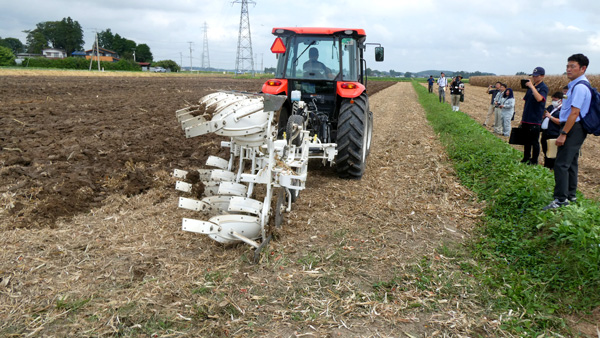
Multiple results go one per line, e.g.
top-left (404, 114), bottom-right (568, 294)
top-left (0, 73), bottom-right (597, 337)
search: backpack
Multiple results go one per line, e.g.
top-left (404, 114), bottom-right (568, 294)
top-left (575, 80), bottom-right (600, 136)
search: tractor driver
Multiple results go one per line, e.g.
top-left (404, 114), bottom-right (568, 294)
top-left (303, 47), bottom-right (332, 78)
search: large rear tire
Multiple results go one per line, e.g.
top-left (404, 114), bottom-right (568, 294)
top-left (276, 104), bottom-right (290, 139)
top-left (335, 94), bottom-right (371, 179)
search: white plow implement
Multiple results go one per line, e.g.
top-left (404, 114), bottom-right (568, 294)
top-left (174, 91), bottom-right (337, 261)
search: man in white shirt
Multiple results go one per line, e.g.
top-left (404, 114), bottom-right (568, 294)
top-left (437, 72), bottom-right (447, 103)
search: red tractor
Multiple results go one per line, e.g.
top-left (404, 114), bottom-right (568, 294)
top-left (261, 27), bottom-right (384, 179)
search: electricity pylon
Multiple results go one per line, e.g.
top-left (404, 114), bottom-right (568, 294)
top-left (233, 0), bottom-right (255, 76)
top-left (201, 22), bottom-right (210, 69)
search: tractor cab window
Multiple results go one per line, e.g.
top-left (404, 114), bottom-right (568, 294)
top-left (341, 38), bottom-right (359, 81)
top-left (287, 37), bottom-right (337, 80)
top-left (278, 35), bottom-right (359, 81)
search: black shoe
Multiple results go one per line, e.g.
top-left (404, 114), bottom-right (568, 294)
top-left (520, 158), bottom-right (530, 163)
top-left (542, 199), bottom-right (569, 211)
top-left (527, 160), bottom-right (538, 165)
top-left (569, 197), bottom-right (577, 203)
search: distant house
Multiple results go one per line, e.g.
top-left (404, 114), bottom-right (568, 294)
top-left (42, 48), bottom-right (67, 59)
top-left (138, 62), bottom-right (151, 71)
top-left (14, 53), bottom-right (42, 65)
top-left (85, 47), bottom-right (119, 62)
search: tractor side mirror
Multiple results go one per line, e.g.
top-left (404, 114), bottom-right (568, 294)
top-left (375, 47), bottom-right (384, 62)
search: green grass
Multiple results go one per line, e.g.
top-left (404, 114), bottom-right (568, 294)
top-left (412, 81), bottom-right (600, 335)
top-left (56, 297), bottom-right (91, 313)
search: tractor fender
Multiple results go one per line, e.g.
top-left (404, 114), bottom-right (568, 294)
top-left (336, 82), bottom-right (366, 99)
top-left (262, 79), bottom-right (288, 96)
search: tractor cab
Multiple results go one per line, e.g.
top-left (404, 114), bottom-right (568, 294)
top-left (273, 29), bottom-right (361, 82)
top-left (263, 27), bottom-right (383, 94)
top-left (264, 28), bottom-right (384, 100)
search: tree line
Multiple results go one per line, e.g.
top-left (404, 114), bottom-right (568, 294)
top-left (0, 16), bottom-right (179, 69)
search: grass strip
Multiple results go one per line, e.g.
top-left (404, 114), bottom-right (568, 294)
top-left (412, 81), bottom-right (600, 333)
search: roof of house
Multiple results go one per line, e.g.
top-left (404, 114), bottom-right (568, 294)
top-left (85, 47), bottom-right (117, 54)
top-left (42, 47), bottom-right (67, 52)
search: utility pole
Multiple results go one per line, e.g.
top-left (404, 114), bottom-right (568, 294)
top-left (89, 31), bottom-right (101, 71)
top-left (201, 22), bottom-right (210, 69)
top-left (188, 41), bottom-right (193, 72)
top-left (132, 48), bottom-right (136, 62)
top-left (180, 52), bottom-right (183, 72)
top-left (233, 0), bottom-right (255, 76)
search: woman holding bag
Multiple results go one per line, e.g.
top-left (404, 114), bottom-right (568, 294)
top-left (540, 92), bottom-right (563, 169)
top-left (498, 87), bottom-right (515, 137)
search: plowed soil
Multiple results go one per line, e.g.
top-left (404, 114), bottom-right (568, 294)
top-left (0, 72), bottom-right (597, 337)
top-left (0, 75), bottom-right (278, 229)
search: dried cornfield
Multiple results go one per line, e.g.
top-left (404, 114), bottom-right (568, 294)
top-left (470, 74), bottom-right (600, 95)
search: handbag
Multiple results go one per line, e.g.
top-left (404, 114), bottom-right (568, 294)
top-left (541, 117), bottom-right (550, 129)
top-left (546, 139), bottom-right (558, 158)
top-left (460, 93), bottom-right (464, 102)
top-left (509, 127), bottom-right (528, 145)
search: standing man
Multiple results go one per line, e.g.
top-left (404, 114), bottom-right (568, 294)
top-left (543, 54), bottom-right (591, 210)
top-left (427, 75), bottom-right (435, 93)
top-left (484, 82), bottom-right (502, 127)
top-left (520, 67), bottom-right (549, 165)
top-left (449, 75), bottom-right (465, 111)
top-left (437, 72), bottom-right (447, 103)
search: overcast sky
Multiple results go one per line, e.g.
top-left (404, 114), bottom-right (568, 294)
top-left (2, 0), bottom-right (600, 75)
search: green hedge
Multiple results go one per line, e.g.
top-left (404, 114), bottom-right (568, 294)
top-left (413, 81), bottom-right (600, 329)
top-left (21, 57), bottom-right (141, 71)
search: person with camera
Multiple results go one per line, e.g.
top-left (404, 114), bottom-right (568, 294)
top-left (484, 82), bottom-right (502, 127)
top-left (519, 66), bottom-right (548, 165)
top-left (449, 75), bottom-right (464, 111)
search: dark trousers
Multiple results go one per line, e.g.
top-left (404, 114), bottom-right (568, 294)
top-left (428, 84), bottom-right (433, 93)
top-left (554, 122), bottom-right (587, 201)
top-left (522, 124), bottom-right (541, 163)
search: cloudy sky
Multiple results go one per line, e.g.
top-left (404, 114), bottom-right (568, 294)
top-left (2, 0), bottom-right (600, 75)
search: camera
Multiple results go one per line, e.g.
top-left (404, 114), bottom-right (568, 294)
top-left (520, 79), bottom-right (529, 89)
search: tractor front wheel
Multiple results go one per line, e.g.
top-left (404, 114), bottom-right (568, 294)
top-left (335, 94), bottom-right (372, 179)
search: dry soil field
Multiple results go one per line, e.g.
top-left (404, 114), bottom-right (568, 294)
top-left (0, 71), bottom-right (598, 337)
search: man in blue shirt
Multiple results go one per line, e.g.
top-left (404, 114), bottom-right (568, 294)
top-left (427, 75), bottom-right (435, 93)
top-left (520, 67), bottom-right (549, 165)
top-left (543, 54), bottom-right (591, 210)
